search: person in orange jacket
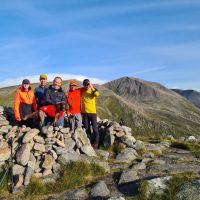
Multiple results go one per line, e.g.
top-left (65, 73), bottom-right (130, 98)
top-left (14, 79), bottom-right (37, 127)
top-left (66, 80), bottom-right (82, 133)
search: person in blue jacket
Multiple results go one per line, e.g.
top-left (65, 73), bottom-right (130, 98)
top-left (34, 74), bottom-right (48, 109)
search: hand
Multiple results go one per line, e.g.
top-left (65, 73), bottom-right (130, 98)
top-left (89, 82), bottom-right (95, 91)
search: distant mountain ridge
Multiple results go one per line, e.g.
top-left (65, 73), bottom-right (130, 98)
top-left (172, 89), bottom-right (200, 108)
top-left (0, 76), bottom-right (200, 137)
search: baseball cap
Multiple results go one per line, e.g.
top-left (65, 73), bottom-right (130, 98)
top-left (40, 74), bottom-right (47, 79)
top-left (83, 79), bottom-right (90, 86)
top-left (70, 80), bottom-right (77, 86)
top-left (22, 79), bottom-right (30, 84)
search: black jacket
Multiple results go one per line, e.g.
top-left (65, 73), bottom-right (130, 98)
top-left (45, 85), bottom-right (66, 110)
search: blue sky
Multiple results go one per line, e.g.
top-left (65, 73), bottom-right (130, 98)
top-left (0, 0), bottom-right (200, 90)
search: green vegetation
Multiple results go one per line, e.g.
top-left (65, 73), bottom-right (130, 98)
top-left (126, 172), bottom-right (197, 200)
top-left (0, 161), bottom-right (106, 200)
top-left (171, 141), bottom-right (200, 158)
top-left (23, 161), bottom-right (105, 199)
top-left (0, 165), bottom-right (12, 195)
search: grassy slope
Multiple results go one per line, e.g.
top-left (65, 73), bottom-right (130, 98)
top-left (1, 80), bottom-right (200, 137)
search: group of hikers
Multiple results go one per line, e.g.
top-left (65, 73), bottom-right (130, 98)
top-left (13, 74), bottom-right (100, 149)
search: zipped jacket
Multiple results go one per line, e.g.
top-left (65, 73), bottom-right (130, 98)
top-left (45, 85), bottom-right (66, 111)
top-left (14, 86), bottom-right (37, 121)
top-left (66, 89), bottom-right (81, 114)
top-left (34, 85), bottom-right (48, 108)
top-left (81, 87), bottom-right (100, 113)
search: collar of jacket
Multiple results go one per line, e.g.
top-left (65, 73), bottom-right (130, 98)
top-left (49, 85), bottom-right (63, 92)
top-left (19, 86), bottom-right (32, 91)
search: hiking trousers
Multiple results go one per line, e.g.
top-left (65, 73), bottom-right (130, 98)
top-left (82, 113), bottom-right (99, 145)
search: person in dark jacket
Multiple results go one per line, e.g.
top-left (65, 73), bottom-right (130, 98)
top-left (14, 79), bottom-right (37, 127)
top-left (38, 76), bottom-right (66, 127)
top-left (34, 74), bottom-right (48, 108)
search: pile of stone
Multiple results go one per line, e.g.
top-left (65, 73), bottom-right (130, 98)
top-left (0, 106), bottom-right (164, 191)
top-left (0, 106), bottom-right (107, 189)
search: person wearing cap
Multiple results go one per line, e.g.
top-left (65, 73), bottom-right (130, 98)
top-left (81, 79), bottom-right (100, 149)
top-left (39, 76), bottom-right (66, 127)
top-left (34, 74), bottom-right (48, 108)
top-left (14, 79), bottom-right (37, 127)
top-left (66, 80), bottom-right (82, 133)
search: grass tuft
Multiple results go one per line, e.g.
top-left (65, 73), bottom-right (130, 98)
top-left (23, 161), bottom-right (106, 199)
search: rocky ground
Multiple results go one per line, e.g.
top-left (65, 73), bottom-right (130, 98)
top-left (0, 106), bottom-right (200, 200)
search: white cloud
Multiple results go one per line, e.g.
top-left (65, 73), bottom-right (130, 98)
top-left (130, 67), bottom-right (166, 75)
top-left (0, 73), bottom-right (107, 88)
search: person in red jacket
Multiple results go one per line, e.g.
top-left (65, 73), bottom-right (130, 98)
top-left (66, 80), bottom-right (82, 133)
top-left (14, 79), bottom-right (37, 127)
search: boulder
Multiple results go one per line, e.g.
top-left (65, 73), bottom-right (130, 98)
top-left (0, 141), bottom-right (11, 162)
top-left (115, 148), bottom-right (138, 164)
top-left (81, 145), bottom-right (97, 157)
top-left (16, 143), bottom-right (31, 166)
top-left (176, 180), bottom-right (200, 200)
top-left (91, 181), bottom-right (110, 197)
top-left (42, 154), bottom-right (55, 169)
top-left (22, 129), bottom-right (40, 143)
top-left (119, 170), bottom-right (139, 184)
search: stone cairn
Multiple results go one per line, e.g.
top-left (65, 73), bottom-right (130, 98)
top-left (0, 106), bottom-right (154, 191)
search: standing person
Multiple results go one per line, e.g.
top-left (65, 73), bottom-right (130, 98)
top-left (66, 80), bottom-right (82, 133)
top-left (81, 79), bottom-right (100, 149)
top-left (34, 74), bottom-right (48, 108)
top-left (38, 76), bottom-right (66, 127)
top-left (14, 79), bottom-right (37, 127)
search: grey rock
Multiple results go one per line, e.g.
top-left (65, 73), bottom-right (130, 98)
top-left (107, 197), bottom-right (125, 200)
top-left (73, 128), bottom-right (90, 147)
top-left (176, 179), bottom-right (200, 200)
top-left (14, 174), bottom-right (24, 187)
top-left (119, 169), bottom-right (139, 184)
top-left (34, 143), bottom-right (46, 152)
top-left (58, 150), bottom-right (82, 164)
top-left (122, 135), bottom-right (136, 148)
top-left (122, 125), bottom-right (132, 136)
top-left (28, 153), bottom-right (36, 170)
top-left (115, 148), bottom-right (138, 164)
top-left (91, 181), bottom-right (110, 197)
top-left (24, 167), bottom-right (34, 185)
top-left (0, 125), bottom-right (12, 133)
top-left (147, 176), bottom-right (172, 197)
top-left (22, 128), bottom-right (40, 143)
top-left (52, 163), bottom-right (60, 173)
top-left (49, 149), bottom-right (58, 160)
top-left (81, 145), bottom-right (97, 157)
top-left (43, 169), bottom-right (52, 176)
top-left (0, 120), bottom-right (9, 126)
top-left (61, 188), bottom-right (88, 200)
top-left (33, 135), bottom-right (45, 144)
top-left (131, 162), bottom-right (146, 171)
top-left (16, 143), bottom-right (31, 166)
top-left (13, 164), bottom-right (25, 175)
top-left (134, 140), bottom-right (145, 150)
top-left (60, 127), bottom-right (70, 134)
top-left (64, 138), bottom-right (76, 151)
top-left (95, 149), bottom-right (109, 160)
top-left (42, 154), bottom-right (54, 169)
top-left (0, 141), bottom-right (11, 162)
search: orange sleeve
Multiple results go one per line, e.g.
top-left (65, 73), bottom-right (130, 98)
top-left (14, 89), bottom-right (21, 121)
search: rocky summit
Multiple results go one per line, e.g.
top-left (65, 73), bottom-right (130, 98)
top-left (0, 106), bottom-right (200, 199)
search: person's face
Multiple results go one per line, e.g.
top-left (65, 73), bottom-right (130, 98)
top-left (23, 84), bottom-right (30, 91)
top-left (70, 85), bottom-right (76, 91)
top-left (83, 81), bottom-right (90, 89)
top-left (40, 78), bottom-right (47, 86)
top-left (53, 78), bottom-right (62, 89)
